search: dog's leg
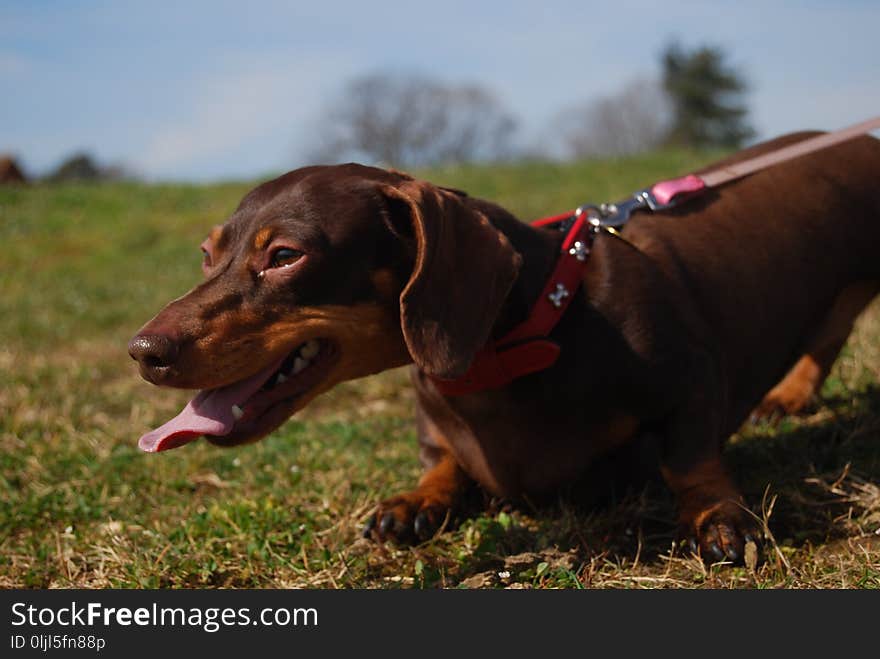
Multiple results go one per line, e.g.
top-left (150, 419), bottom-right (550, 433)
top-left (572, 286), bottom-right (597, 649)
top-left (752, 280), bottom-right (880, 423)
top-left (662, 456), bottom-right (758, 563)
top-left (660, 353), bottom-right (760, 563)
top-left (363, 409), bottom-right (471, 543)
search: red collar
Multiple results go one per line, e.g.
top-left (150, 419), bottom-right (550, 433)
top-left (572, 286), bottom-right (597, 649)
top-left (429, 211), bottom-right (594, 396)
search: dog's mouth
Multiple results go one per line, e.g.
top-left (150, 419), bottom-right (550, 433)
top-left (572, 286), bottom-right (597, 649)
top-left (137, 338), bottom-right (338, 452)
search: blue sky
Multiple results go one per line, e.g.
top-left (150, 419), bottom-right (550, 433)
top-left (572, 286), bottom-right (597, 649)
top-left (2, 1), bottom-right (878, 181)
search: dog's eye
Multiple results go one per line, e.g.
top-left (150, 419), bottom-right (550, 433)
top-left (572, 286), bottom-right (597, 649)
top-left (269, 247), bottom-right (303, 269)
top-left (201, 247), bottom-right (212, 268)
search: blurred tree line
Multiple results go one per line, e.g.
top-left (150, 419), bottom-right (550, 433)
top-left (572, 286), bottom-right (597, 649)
top-left (14, 41), bottom-right (752, 184)
top-left (0, 151), bottom-right (135, 185)
top-left (312, 42), bottom-right (753, 168)
top-left (46, 152), bottom-right (133, 183)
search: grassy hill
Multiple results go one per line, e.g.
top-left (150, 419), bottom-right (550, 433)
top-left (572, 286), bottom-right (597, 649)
top-left (1, 152), bottom-right (878, 588)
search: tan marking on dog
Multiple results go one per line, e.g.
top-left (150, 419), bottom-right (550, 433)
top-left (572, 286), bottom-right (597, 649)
top-left (370, 268), bottom-right (399, 301)
top-left (199, 303), bottom-right (414, 446)
top-left (416, 451), bottom-right (468, 499)
top-left (756, 355), bottom-right (822, 417)
top-left (206, 225), bottom-right (229, 258)
top-left (755, 280), bottom-right (880, 418)
top-left (253, 227), bottom-right (273, 251)
top-left (167, 302), bottom-right (411, 394)
top-left (690, 499), bottom-right (744, 534)
top-left (661, 458), bottom-right (742, 528)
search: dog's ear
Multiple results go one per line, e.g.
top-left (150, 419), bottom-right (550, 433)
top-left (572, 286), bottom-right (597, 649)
top-left (380, 180), bottom-right (522, 379)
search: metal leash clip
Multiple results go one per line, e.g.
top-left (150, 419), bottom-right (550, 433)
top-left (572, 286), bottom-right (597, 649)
top-left (574, 187), bottom-right (670, 229)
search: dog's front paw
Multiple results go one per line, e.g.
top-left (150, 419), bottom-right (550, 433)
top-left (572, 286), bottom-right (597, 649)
top-left (678, 501), bottom-right (762, 565)
top-left (750, 379), bottom-right (816, 424)
top-left (362, 489), bottom-right (454, 543)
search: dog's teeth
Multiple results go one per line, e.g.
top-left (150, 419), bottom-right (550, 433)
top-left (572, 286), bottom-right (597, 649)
top-left (231, 404), bottom-right (244, 420)
top-left (292, 357), bottom-right (308, 374)
top-left (300, 340), bottom-right (320, 359)
top-left (281, 358), bottom-right (295, 374)
top-left (276, 372), bottom-right (288, 384)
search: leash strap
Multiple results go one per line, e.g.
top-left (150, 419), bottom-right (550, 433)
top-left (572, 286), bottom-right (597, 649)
top-left (594, 115), bottom-right (880, 227)
top-left (699, 115), bottom-right (880, 188)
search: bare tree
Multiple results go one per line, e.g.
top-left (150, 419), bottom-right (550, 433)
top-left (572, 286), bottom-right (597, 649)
top-left (310, 73), bottom-right (517, 167)
top-left (556, 78), bottom-right (671, 158)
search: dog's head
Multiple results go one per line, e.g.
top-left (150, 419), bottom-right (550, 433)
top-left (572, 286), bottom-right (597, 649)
top-left (129, 164), bottom-right (521, 451)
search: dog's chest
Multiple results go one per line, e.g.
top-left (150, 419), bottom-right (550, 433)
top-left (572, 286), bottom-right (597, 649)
top-left (435, 394), bottom-right (640, 497)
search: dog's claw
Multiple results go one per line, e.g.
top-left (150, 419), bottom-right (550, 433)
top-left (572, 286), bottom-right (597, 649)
top-left (707, 542), bottom-right (725, 562)
top-left (414, 511), bottom-right (430, 539)
top-left (379, 512), bottom-right (395, 536)
top-left (363, 490), bottom-right (455, 544)
top-left (680, 501), bottom-right (761, 566)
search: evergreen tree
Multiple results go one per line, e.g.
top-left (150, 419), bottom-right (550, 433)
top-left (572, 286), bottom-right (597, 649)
top-left (662, 43), bottom-right (754, 148)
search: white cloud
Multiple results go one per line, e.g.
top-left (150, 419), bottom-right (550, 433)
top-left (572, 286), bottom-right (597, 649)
top-left (140, 54), bottom-right (353, 179)
top-left (142, 71), bottom-right (293, 170)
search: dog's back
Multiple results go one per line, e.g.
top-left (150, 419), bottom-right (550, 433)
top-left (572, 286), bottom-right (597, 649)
top-left (622, 132), bottom-right (880, 431)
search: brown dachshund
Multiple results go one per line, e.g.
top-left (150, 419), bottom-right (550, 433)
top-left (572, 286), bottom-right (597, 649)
top-left (129, 132), bottom-right (880, 563)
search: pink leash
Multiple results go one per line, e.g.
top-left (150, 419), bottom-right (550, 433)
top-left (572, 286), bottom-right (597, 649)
top-left (581, 115), bottom-right (880, 228)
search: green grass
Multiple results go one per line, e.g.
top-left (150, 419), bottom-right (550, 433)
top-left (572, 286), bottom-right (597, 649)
top-left (1, 152), bottom-right (879, 588)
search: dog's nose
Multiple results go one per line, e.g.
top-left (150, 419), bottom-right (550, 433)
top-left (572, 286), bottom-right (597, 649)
top-left (128, 333), bottom-right (180, 382)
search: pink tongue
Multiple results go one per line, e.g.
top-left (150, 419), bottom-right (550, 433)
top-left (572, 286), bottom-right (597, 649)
top-left (138, 359), bottom-right (283, 453)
